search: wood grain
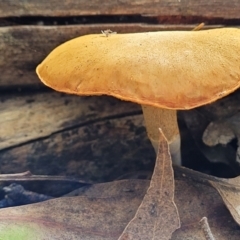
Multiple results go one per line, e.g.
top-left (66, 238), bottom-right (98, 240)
top-left (0, 0), bottom-right (239, 19)
top-left (0, 91), bottom-right (141, 150)
top-left (0, 24), bottom-right (223, 88)
top-left (0, 92), bottom-right (154, 182)
top-left (0, 113), bottom-right (155, 182)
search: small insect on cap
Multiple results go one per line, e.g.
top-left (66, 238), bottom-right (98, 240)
top-left (36, 28), bottom-right (240, 110)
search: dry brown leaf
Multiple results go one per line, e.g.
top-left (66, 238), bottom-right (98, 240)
top-left (178, 164), bottom-right (240, 227)
top-left (0, 168), bottom-right (239, 239)
top-left (118, 129), bottom-right (180, 240)
top-left (1, 128), bottom-right (239, 239)
top-left (0, 180), bottom-right (149, 240)
top-left (172, 167), bottom-right (240, 240)
top-left (210, 176), bottom-right (240, 225)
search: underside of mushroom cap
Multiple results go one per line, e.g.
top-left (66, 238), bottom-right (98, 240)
top-left (36, 28), bottom-right (240, 110)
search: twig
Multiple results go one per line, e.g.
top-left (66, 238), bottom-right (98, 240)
top-left (200, 217), bottom-right (216, 240)
top-left (192, 23), bottom-right (205, 31)
top-left (0, 171), bottom-right (91, 184)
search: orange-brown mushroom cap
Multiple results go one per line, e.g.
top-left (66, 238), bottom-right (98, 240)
top-left (36, 28), bottom-right (240, 110)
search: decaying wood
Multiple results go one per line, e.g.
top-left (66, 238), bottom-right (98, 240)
top-left (0, 0), bottom-right (239, 19)
top-left (0, 114), bottom-right (154, 182)
top-left (0, 24), bottom-right (222, 88)
top-left (0, 91), bottom-right (154, 182)
top-left (0, 91), bottom-right (141, 150)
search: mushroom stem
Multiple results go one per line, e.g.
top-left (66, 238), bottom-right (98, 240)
top-left (141, 105), bottom-right (181, 165)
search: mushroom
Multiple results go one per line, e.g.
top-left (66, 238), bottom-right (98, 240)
top-left (36, 28), bottom-right (240, 165)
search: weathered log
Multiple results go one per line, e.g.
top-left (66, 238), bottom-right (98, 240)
top-left (0, 91), bottom-right (141, 150)
top-left (0, 113), bottom-right (154, 182)
top-left (0, 91), bottom-right (154, 182)
top-left (0, 0), bottom-right (239, 19)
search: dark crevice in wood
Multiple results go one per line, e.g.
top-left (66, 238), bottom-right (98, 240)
top-left (154, 16), bottom-right (240, 25)
top-left (0, 85), bottom-right (49, 96)
top-left (0, 15), bottom-right (240, 27)
top-left (0, 109), bottom-right (143, 153)
top-left (0, 15), bottom-right (158, 26)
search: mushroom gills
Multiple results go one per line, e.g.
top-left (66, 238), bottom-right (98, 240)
top-left (141, 106), bottom-right (181, 165)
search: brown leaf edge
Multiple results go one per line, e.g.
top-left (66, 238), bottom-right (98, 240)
top-left (118, 128), bottom-right (180, 240)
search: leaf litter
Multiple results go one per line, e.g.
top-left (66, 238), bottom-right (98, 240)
top-left (0, 130), bottom-right (239, 239)
top-left (210, 176), bottom-right (240, 225)
top-left (118, 129), bottom-right (180, 240)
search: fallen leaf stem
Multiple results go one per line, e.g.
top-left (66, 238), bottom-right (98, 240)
top-left (200, 217), bottom-right (215, 240)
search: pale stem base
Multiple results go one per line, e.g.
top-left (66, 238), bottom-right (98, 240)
top-left (141, 105), bottom-right (181, 165)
